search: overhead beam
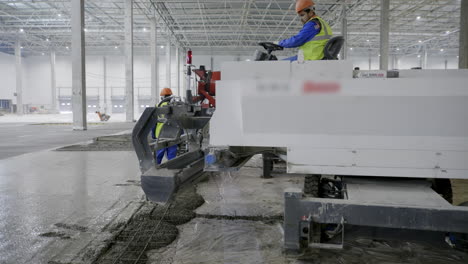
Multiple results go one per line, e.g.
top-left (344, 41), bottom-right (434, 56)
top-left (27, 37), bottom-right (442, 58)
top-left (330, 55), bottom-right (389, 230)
top-left (71, 0), bottom-right (87, 130)
top-left (125, 0), bottom-right (134, 122)
top-left (379, 0), bottom-right (390, 71)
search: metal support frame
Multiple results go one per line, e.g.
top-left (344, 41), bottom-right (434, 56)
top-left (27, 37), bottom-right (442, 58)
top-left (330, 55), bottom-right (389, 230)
top-left (71, 0), bottom-right (87, 130)
top-left (125, 0), bottom-right (134, 122)
top-left (460, 0), bottom-right (468, 69)
top-left (284, 179), bottom-right (468, 252)
top-left (50, 51), bottom-right (57, 113)
top-left (151, 18), bottom-right (159, 106)
top-left (379, 0), bottom-right (390, 70)
top-left (15, 41), bottom-right (23, 115)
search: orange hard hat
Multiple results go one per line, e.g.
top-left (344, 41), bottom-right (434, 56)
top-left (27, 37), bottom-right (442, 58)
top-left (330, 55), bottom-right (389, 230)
top-left (160, 87), bottom-right (173, 96)
top-left (296, 0), bottom-right (315, 14)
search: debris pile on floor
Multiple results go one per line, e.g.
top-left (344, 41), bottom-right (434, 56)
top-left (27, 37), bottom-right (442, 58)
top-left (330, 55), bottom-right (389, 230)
top-left (56, 134), bottom-right (134, 151)
top-left (93, 185), bottom-right (205, 264)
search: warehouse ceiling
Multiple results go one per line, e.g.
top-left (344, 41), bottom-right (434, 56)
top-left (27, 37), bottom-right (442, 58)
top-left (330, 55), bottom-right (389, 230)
top-left (0, 0), bottom-right (462, 57)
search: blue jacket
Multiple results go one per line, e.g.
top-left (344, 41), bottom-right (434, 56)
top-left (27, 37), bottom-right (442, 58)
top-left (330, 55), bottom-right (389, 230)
top-left (279, 20), bottom-right (321, 48)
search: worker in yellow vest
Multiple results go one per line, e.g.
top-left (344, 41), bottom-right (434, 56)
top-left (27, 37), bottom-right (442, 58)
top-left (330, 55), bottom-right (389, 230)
top-left (151, 88), bottom-right (177, 164)
top-left (278, 0), bottom-right (333, 61)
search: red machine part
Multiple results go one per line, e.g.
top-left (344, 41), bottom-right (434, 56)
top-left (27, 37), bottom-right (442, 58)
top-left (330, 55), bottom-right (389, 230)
top-left (191, 68), bottom-right (220, 108)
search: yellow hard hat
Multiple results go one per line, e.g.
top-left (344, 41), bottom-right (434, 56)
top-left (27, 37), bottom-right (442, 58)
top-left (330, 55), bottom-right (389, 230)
top-left (296, 0), bottom-right (315, 14)
top-left (160, 88), bottom-right (173, 96)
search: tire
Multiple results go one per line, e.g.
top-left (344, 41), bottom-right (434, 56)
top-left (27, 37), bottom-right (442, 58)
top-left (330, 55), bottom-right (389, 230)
top-left (262, 153), bottom-right (274, 179)
top-left (304, 175), bottom-right (322, 244)
top-left (431, 179), bottom-right (453, 204)
top-left (304, 174), bottom-right (320, 196)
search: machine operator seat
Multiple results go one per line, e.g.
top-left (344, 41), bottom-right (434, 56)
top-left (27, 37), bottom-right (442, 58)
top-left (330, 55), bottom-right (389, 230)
top-left (323, 36), bottom-right (345, 60)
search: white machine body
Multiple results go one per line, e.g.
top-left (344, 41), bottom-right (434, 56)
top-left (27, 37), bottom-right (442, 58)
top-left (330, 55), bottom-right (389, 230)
top-left (210, 61), bottom-right (468, 179)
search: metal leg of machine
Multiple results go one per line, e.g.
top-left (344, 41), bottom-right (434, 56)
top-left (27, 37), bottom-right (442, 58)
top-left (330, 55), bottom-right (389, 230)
top-left (284, 177), bottom-right (468, 253)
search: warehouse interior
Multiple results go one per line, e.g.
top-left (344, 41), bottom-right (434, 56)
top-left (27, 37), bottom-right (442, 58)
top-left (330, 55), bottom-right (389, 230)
top-left (1, 0), bottom-right (468, 263)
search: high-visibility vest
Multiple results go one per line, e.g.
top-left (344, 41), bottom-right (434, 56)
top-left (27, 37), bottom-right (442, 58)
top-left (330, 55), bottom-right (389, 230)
top-left (155, 101), bottom-right (168, 138)
top-left (299, 16), bottom-right (333, 61)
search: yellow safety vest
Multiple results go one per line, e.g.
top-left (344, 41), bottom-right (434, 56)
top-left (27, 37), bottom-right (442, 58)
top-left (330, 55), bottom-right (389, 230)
top-left (155, 101), bottom-right (168, 138)
top-left (299, 16), bottom-right (333, 61)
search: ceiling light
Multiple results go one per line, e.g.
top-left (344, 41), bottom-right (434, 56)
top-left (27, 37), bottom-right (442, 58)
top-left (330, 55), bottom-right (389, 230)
top-left (101, 37), bottom-right (105, 40)
top-left (366, 39), bottom-right (370, 42)
top-left (19, 28), bottom-right (24, 33)
top-left (418, 40), bottom-right (422, 43)
top-left (446, 31), bottom-right (450, 34)
top-left (41, 53), bottom-right (45, 56)
top-left (57, 13), bottom-right (62, 17)
top-left (416, 16), bottom-right (421, 20)
top-left (349, 47), bottom-right (353, 50)
top-left (114, 46), bottom-right (118, 49)
top-left (84, 28), bottom-right (88, 32)
top-left (20, 46), bottom-right (24, 49)
top-left (440, 49), bottom-right (444, 52)
top-left (66, 46), bottom-right (69, 49)
top-left (417, 55), bottom-right (421, 58)
top-left (396, 48), bottom-right (400, 51)
top-left (46, 38), bottom-right (49, 41)
top-left (160, 45), bottom-right (164, 48)
top-left (378, 54), bottom-right (381, 57)
top-left (143, 27), bottom-right (147, 32)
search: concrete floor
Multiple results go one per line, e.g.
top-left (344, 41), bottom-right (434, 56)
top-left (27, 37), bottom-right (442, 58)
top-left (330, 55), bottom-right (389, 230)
top-left (0, 115), bottom-right (466, 264)
top-left (149, 157), bottom-right (468, 264)
top-left (0, 122), bottom-right (134, 159)
top-left (0, 118), bottom-right (142, 264)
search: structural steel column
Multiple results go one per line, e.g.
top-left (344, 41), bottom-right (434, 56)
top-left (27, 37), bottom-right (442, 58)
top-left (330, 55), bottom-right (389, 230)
top-left (150, 19), bottom-right (159, 105)
top-left (423, 46), bottom-right (428, 69)
top-left (166, 37), bottom-right (171, 88)
top-left (379, 0), bottom-right (390, 70)
top-left (15, 42), bottom-right (23, 115)
top-left (341, 3), bottom-right (348, 60)
top-left (102, 56), bottom-right (108, 113)
top-left (50, 51), bottom-right (57, 113)
top-left (124, 0), bottom-right (134, 122)
top-left (176, 46), bottom-right (180, 96)
top-left (71, 0), bottom-right (87, 130)
top-left (459, 0), bottom-right (468, 69)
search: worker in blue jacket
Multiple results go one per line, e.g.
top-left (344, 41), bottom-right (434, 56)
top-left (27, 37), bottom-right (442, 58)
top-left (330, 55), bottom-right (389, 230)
top-left (278, 0), bottom-right (333, 61)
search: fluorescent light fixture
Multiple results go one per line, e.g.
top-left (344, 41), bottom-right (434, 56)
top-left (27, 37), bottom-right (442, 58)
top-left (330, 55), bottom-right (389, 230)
top-left (19, 28), bottom-right (24, 33)
top-left (58, 13), bottom-right (62, 17)
top-left (416, 16), bottom-right (421, 20)
top-left (418, 40), bottom-right (422, 43)
top-left (160, 45), bottom-right (164, 48)
top-left (440, 49), bottom-right (444, 52)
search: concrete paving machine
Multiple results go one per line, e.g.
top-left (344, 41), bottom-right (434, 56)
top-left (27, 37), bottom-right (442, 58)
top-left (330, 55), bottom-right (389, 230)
top-left (133, 43), bottom-right (468, 253)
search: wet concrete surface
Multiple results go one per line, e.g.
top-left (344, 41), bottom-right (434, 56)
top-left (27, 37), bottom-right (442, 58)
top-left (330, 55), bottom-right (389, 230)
top-left (0, 151), bottom-right (143, 264)
top-left (0, 122), bottom-right (134, 159)
top-left (146, 156), bottom-right (468, 264)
